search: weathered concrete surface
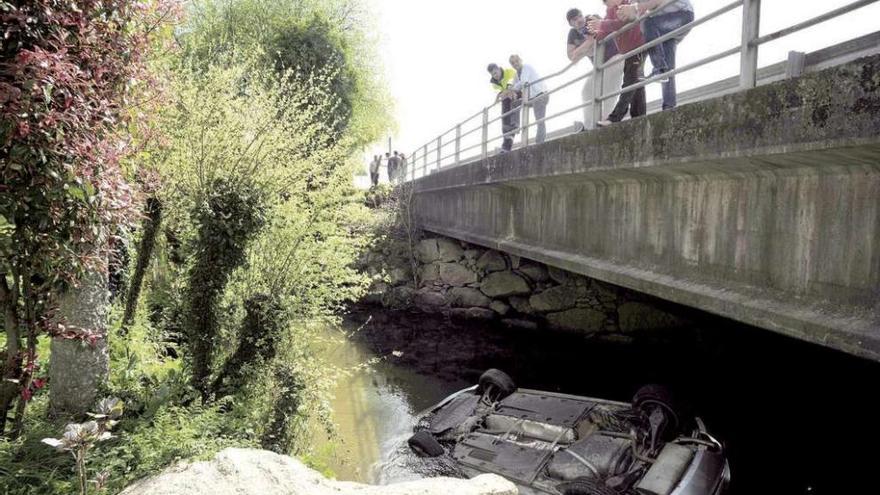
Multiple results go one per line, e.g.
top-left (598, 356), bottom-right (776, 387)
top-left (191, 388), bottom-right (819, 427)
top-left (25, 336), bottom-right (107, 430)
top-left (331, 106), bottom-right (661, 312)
top-left (411, 55), bottom-right (880, 361)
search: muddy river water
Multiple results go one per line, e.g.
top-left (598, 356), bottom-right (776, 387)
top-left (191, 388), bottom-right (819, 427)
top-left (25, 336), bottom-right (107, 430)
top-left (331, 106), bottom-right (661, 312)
top-left (312, 307), bottom-right (880, 495)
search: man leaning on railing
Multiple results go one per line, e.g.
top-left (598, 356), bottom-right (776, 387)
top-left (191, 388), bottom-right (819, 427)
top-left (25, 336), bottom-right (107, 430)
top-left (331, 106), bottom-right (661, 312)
top-left (509, 54), bottom-right (549, 144)
top-left (618, 0), bottom-right (694, 110)
top-left (566, 8), bottom-right (624, 131)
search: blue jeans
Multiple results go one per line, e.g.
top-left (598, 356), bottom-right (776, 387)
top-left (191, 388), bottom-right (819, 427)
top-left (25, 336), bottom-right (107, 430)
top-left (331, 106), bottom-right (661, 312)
top-left (643, 10), bottom-right (694, 109)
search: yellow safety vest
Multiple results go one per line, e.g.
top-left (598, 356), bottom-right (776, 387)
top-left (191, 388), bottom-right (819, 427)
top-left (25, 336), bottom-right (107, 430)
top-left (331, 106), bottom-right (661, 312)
top-left (490, 68), bottom-right (517, 92)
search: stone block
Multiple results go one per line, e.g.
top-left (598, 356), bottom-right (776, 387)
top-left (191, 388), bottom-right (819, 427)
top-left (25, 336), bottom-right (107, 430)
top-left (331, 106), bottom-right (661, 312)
top-left (489, 300), bottom-right (511, 316)
top-left (508, 296), bottom-right (534, 314)
top-left (439, 263), bottom-right (478, 286)
top-left (546, 308), bottom-right (606, 333)
top-left (464, 249), bottom-right (483, 261)
top-left (415, 290), bottom-right (447, 310)
top-left (518, 263), bottom-right (550, 283)
top-left (548, 266), bottom-right (571, 285)
top-left (449, 287), bottom-right (492, 308)
top-left (529, 286), bottom-right (577, 313)
top-left (476, 250), bottom-right (507, 272)
top-left (419, 263), bottom-right (440, 284)
top-left (415, 238), bottom-right (441, 263)
top-left (480, 271), bottom-right (531, 298)
top-left (436, 238), bottom-right (465, 262)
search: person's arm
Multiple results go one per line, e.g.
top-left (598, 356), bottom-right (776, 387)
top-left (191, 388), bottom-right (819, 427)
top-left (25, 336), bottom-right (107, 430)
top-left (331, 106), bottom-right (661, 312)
top-left (568, 36), bottom-right (595, 63)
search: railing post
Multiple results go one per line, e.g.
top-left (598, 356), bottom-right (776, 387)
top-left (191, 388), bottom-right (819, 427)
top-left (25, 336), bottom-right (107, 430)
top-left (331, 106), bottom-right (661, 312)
top-left (435, 136), bottom-right (442, 171)
top-left (740, 0), bottom-right (761, 89)
top-left (455, 124), bottom-right (462, 165)
top-left (481, 107), bottom-right (489, 160)
top-left (521, 82), bottom-right (531, 148)
top-left (591, 43), bottom-right (605, 127)
top-left (422, 144), bottom-right (428, 177)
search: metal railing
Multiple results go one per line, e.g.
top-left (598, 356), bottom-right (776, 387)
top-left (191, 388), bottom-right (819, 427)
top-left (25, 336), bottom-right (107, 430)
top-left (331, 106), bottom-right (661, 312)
top-left (401, 0), bottom-right (879, 183)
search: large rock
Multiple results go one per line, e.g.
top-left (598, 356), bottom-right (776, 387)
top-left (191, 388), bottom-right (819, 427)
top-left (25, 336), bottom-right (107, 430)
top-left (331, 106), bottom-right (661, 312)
top-left (518, 264), bottom-right (549, 283)
top-left (439, 263), bottom-right (479, 286)
top-left (508, 296), bottom-right (535, 315)
top-left (419, 263), bottom-right (441, 284)
top-left (546, 308), bottom-right (607, 333)
top-left (415, 238), bottom-right (441, 263)
top-left (415, 290), bottom-right (448, 310)
top-left (480, 272), bottom-right (530, 298)
top-left (529, 286), bottom-right (577, 313)
top-left (436, 238), bottom-right (464, 262)
top-left (489, 300), bottom-right (511, 316)
top-left (120, 448), bottom-right (517, 495)
top-left (476, 251), bottom-right (507, 272)
top-left (388, 267), bottom-right (412, 285)
top-left (449, 287), bottom-right (492, 308)
top-left (547, 266), bottom-right (571, 285)
top-left (618, 302), bottom-right (684, 332)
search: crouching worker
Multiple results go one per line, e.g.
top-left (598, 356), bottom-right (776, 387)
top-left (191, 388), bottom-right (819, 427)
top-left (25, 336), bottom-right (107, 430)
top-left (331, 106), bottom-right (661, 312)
top-left (487, 63), bottom-right (521, 153)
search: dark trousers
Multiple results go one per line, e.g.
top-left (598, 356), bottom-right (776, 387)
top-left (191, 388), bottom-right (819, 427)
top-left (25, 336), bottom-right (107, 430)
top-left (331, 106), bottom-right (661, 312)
top-left (608, 53), bottom-right (646, 122)
top-left (370, 171), bottom-right (379, 186)
top-left (501, 97), bottom-right (521, 151)
top-left (644, 10), bottom-right (694, 109)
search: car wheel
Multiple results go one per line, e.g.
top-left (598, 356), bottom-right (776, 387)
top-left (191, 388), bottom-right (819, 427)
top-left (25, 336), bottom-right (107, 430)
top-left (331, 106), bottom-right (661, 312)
top-left (632, 384), bottom-right (680, 431)
top-left (407, 430), bottom-right (444, 457)
top-left (477, 368), bottom-right (516, 401)
top-left (558, 477), bottom-right (618, 495)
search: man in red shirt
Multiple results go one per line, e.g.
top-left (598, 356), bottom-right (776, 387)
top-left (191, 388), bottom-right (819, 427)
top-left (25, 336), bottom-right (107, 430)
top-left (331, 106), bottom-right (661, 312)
top-left (587, 0), bottom-right (646, 126)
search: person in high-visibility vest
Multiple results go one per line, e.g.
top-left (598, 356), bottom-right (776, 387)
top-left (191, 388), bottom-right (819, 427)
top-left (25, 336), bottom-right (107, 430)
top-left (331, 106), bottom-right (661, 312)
top-left (487, 63), bottom-right (521, 152)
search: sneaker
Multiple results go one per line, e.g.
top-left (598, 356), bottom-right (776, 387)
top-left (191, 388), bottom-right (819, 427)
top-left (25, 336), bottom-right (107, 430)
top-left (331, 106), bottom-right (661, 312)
top-left (596, 119), bottom-right (613, 128)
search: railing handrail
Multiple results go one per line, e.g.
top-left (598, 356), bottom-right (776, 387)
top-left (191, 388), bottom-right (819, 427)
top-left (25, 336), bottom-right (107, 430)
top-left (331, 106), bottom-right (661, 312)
top-left (401, 0), bottom-right (879, 183)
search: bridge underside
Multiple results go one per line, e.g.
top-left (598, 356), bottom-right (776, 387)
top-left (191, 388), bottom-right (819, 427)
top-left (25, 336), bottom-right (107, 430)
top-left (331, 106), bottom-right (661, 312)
top-left (411, 55), bottom-right (880, 361)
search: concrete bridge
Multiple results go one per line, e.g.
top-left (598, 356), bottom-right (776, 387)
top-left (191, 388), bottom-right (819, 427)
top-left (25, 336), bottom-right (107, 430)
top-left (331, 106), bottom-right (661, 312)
top-left (408, 53), bottom-right (880, 362)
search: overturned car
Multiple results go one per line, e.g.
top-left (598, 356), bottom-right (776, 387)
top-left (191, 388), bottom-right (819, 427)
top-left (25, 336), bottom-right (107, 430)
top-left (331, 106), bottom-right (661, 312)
top-left (407, 369), bottom-right (729, 495)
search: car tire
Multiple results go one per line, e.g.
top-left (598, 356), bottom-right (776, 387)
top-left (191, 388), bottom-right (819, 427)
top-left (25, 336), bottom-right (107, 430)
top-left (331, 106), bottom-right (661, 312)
top-left (477, 368), bottom-right (516, 401)
top-left (407, 430), bottom-right (444, 457)
top-left (558, 477), bottom-right (618, 495)
top-left (632, 384), bottom-right (680, 431)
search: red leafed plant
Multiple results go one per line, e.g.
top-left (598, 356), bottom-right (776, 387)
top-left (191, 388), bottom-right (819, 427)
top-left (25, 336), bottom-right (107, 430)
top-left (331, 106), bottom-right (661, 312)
top-left (0, 0), bottom-right (181, 436)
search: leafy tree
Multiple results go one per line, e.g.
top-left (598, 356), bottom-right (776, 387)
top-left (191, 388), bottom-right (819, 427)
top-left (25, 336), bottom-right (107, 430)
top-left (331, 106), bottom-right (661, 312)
top-left (180, 0), bottom-right (392, 149)
top-left (0, 0), bottom-right (181, 432)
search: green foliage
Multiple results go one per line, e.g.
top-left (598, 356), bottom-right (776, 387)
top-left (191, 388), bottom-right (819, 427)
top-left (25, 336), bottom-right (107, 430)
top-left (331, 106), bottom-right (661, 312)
top-left (185, 176), bottom-right (267, 394)
top-left (180, 0), bottom-right (392, 147)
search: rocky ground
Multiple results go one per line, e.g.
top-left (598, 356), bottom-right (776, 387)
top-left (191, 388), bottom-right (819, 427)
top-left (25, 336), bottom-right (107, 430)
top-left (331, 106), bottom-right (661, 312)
top-left (360, 235), bottom-right (685, 337)
top-left (121, 448), bottom-right (517, 495)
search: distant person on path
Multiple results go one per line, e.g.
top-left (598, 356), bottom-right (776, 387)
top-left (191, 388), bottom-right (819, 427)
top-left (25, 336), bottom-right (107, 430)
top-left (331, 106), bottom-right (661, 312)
top-left (389, 151), bottom-right (401, 183)
top-left (509, 55), bottom-right (549, 144)
top-left (384, 152), bottom-right (392, 182)
top-left (369, 155), bottom-right (380, 187)
top-left (399, 153), bottom-right (408, 182)
top-left (566, 8), bottom-right (624, 131)
top-left (618, 0), bottom-right (694, 110)
top-left (487, 63), bottom-right (521, 152)
top-left (588, 0), bottom-right (647, 126)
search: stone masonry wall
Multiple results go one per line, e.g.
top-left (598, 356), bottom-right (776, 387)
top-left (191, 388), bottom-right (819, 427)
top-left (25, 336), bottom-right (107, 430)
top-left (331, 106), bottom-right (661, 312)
top-left (360, 234), bottom-right (685, 336)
